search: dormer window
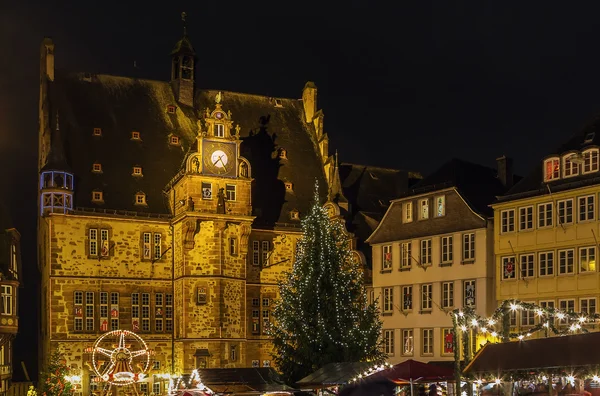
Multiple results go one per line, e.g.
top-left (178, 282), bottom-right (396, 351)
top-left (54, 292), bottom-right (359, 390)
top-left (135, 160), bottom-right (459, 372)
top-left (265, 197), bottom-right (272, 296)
top-left (170, 135), bottom-right (180, 146)
top-left (274, 99), bottom-right (283, 108)
top-left (563, 154), bottom-right (581, 178)
top-left (290, 210), bottom-right (300, 220)
top-left (92, 191), bottom-right (103, 202)
top-left (278, 148), bottom-right (287, 159)
top-left (131, 131), bottom-right (141, 140)
top-left (544, 157), bottom-right (560, 181)
top-left (167, 105), bottom-right (176, 114)
top-left (285, 182), bottom-right (293, 191)
top-left (93, 128), bottom-right (102, 136)
top-left (92, 163), bottom-right (102, 173)
top-left (135, 192), bottom-right (147, 205)
top-left (584, 132), bottom-right (595, 144)
top-left (132, 166), bottom-right (143, 176)
top-left (419, 198), bottom-right (429, 220)
top-left (583, 149), bottom-right (599, 174)
top-left (215, 124), bottom-right (225, 138)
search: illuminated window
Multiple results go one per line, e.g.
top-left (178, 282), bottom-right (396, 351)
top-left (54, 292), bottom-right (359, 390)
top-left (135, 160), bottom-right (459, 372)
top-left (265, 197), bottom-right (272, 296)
top-left (261, 241), bottom-right (270, 266)
top-left (131, 131), bottom-right (141, 140)
top-left (170, 135), bottom-right (180, 145)
top-left (0, 286), bottom-right (12, 316)
top-left (501, 209), bottom-right (515, 233)
top-left (285, 182), bottom-right (293, 191)
top-left (441, 236), bottom-right (453, 263)
top-left (400, 242), bottom-right (411, 269)
top-left (92, 163), bottom-right (102, 173)
top-left (202, 182), bottom-right (212, 200)
top-left (290, 210), bottom-right (299, 220)
top-left (132, 166), bottom-right (143, 176)
top-left (464, 280), bottom-right (476, 307)
top-left (135, 192), bottom-right (146, 205)
top-left (92, 191), bottom-right (103, 202)
top-left (110, 292), bottom-right (119, 330)
top-left (167, 105), bottom-right (176, 114)
top-left (402, 329), bottom-right (413, 355)
top-left (382, 245), bottom-right (392, 270)
top-left (278, 148), bottom-right (287, 159)
top-left (544, 157), bottom-right (560, 181)
top-left (74, 291), bottom-right (83, 331)
top-left (579, 246), bottom-right (596, 273)
top-left (422, 329), bottom-right (433, 355)
top-left (419, 199), bottom-right (429, 219)
top-left (435, 195), bottom-right (445, 217)
top-left (502, 256), bottom-right (516, 280)
top-left (155, 293), bottom-right (163, 332)
top-left (93, 128), bottom-right (102, 136)
top-left (229, 238), bottom-right (238, 255)
top-left (85, 292), bottom-right (94, 331)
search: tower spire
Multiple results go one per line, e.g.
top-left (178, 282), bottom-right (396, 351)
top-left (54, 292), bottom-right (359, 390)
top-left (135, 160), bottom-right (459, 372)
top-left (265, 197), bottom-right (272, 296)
top-left (181, 11), bottom-right (187, 36)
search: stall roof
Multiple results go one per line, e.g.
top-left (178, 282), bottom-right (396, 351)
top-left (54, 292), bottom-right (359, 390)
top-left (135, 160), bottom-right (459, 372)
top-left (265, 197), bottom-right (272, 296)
top-left (295, 362), bottom-right (376, 388)
top-left (464, 332), bottom-right (600, 375)
top-left (186, 368), bottom-right (296, 394)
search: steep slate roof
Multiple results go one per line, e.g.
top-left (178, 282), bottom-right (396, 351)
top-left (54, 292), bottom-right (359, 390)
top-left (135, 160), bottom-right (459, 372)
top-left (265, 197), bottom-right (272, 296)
top-left (497, 116), bottom-right (600, 203)
top-left (404, 158), bottom-right (517, 217)
top-left (47, 71), bottom-right (326, 227)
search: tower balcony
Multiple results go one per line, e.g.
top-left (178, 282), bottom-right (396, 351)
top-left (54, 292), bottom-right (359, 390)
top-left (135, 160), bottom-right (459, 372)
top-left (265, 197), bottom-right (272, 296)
top-left (40, 170), bottom-right (74, 215)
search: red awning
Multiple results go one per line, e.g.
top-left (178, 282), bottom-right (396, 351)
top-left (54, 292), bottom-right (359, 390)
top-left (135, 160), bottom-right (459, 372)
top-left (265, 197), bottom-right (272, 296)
top-left (372, 359), bottom-right (455, 384)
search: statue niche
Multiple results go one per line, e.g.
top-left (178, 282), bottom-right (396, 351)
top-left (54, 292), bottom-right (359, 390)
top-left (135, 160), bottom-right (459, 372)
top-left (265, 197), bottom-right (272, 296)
top-left (189, 155), bottom-right (201, 174)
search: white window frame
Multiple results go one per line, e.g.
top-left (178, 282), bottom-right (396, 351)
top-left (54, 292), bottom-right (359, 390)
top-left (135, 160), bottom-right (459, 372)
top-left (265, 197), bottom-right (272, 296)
top-left (558, 299), bottom-right (575, 324)
top-left (563, 154), bottom-right (580, 178)
top-left (520, 301), bottom-right (535, 327)
top-left (401, 329), bottom-right (414, 356)
top-left (502, 256), bottom-right (516, 280)
top-left (501, 209), bottom-right (515, 233)
top-left (580, 297), bottom-right (597, 316)
top-left (421, 284), bottom-right (432, 311)
top-left (384, 330), bottom-right (395, 356)
top-left (133, 166), bottom-right (142, 176)
top-left (519, 206), bottom-right (533, 231)
top-left (422, 328), bottom-right (433, 355)
top-left (400, 242), bottom-right (411, 269)
top-left (544, 157), bottom-right (560, 181)
top-left (435, 195), bottom-right (445, 217)
top-left (111, 292), bottom-right (120, 331)
top-left (441, 281), bottom-right (454, 308)
top-left (579, 246), bottom-right (596, 273)
top-left (153, 233), bottom-right (162, 260)
top-left (0, 286), bottom-right (12, 316)
top-left (463, 279), bottom-right (476, 307)
top-left (85, 292), bottom-right (94, 331)
top-left (520, 253), bottom-right (535, 279)
top-left (252, 241), bottom-right (260, 266)
top-left (215, 124), bottom-right (225, 137)
top-left (583, 148), bottom-right (600, 174)
top-left (404, 202), bottom-right (413, 223)
top-left (538, 251), bottom-right (554, 277)
top-left (202, 182), bottom-right (213, 200)
top-left (383, 287), bottom-right (394, 313)
top-left (401, 286), bottom-right (412, 311)
top-left (143, 232), bottom-right (152, 260)
top-left (538, 203), bottom-right (553, 228)
top-left (441, 236), bottom-right (453, 264)
top-left (74, 291), bottom-right (83, 331)
top-left (135, 193), bottom-right (146, 205)
top-left (382, 245), bottom-right (392, 271)
top-left (419, 199), bottom-right (429, 220)
top-left (99, 292), bottom-right (108, 332)
top-left (261, 241), bottom-right (270, 266)
top-left (558, 249), bottom-right (575, 275)
top-left (462, 233), bottom-right (475, 262)
top-left (226, 184), bottom-right (236, 201)
top-left (579, 195), bottom-right (595, 222)
top-left (420, 239), bottom-right (432, 265)
top-left (557, 199), bottom-right (573, 225)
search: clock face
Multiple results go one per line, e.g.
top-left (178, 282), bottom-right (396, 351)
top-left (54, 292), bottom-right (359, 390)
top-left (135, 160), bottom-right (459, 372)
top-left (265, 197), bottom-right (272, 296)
top-left (211, 150), bottom-right (228, 168)
top-left (202, 141), bottom-right (236, 177)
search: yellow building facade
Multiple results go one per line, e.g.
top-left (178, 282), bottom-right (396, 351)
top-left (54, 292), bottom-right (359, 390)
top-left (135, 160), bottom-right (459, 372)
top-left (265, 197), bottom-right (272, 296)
top-left (367, 159), bottom-right (515, 364)
top-left (36, 31), bottom-right (366, 394)
top-left (492, 127), bottom-right (600, 337)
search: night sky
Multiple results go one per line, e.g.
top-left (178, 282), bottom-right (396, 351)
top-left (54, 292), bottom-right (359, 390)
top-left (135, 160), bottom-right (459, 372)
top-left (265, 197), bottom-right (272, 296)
top-left (3, 0), bottom-right (600, 380)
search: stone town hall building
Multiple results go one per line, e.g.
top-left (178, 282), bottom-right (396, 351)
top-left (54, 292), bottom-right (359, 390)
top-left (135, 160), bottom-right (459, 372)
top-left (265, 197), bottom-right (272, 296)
top-left (37, 31), bottom-right (418, 393)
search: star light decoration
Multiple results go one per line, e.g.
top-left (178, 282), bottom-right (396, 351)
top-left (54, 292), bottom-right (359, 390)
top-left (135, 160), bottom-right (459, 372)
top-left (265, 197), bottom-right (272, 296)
top-left (86, 329), bottom-right (153, 387)
top-left (167, 369), bottom-right (213, 395)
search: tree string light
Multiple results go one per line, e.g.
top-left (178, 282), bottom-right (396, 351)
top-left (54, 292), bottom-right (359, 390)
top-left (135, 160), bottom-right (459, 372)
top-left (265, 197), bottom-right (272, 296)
top-left (269, 181), bottom-right (386, 384)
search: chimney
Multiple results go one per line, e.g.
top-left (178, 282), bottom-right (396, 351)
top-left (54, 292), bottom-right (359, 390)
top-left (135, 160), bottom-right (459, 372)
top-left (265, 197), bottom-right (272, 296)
top-left (496, 155), bottom-right (514, 189)
top-left (302, 81), bottom-right (317, 123)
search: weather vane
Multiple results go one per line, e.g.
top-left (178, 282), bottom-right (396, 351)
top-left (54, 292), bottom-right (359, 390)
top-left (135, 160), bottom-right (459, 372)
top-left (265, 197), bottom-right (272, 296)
top-left (181, 12), bottom-right (187, 36)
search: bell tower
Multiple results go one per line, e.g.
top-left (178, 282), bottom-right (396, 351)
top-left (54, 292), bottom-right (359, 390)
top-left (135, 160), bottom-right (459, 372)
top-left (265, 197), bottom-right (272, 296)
top-left (170, 12), bottom-right (196, 108)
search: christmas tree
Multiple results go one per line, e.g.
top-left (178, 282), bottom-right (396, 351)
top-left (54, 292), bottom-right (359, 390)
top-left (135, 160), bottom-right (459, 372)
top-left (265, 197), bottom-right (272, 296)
top-left (270, 182), bottom-right (385, 384)
top-left (39, 351), bottom-right (74, 396)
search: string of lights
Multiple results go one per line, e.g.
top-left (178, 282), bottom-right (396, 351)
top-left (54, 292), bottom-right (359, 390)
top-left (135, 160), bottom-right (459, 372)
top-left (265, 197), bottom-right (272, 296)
top-left (269, 181), bottom-right (385, 382)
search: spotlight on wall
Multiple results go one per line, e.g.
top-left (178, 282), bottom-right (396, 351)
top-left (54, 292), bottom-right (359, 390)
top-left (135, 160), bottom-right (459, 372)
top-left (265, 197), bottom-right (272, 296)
top-left (178, 199), bottom-right (186, 206)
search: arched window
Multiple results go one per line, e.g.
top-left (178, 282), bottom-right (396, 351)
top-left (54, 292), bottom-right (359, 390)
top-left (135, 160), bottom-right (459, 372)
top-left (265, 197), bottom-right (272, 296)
top-left (563, 154), bottom-right (581, 178)
top-left (583, 148), bottom-right (599, 174)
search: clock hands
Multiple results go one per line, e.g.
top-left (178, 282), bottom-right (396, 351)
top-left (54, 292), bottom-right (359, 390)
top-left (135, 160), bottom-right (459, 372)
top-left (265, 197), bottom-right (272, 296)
top-left (213, 155), bottom-right (227, 172)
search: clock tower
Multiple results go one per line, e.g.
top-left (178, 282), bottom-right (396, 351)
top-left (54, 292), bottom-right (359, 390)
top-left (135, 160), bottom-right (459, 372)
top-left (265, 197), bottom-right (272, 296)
top-left (166, 92), bottom-right (254, 369)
